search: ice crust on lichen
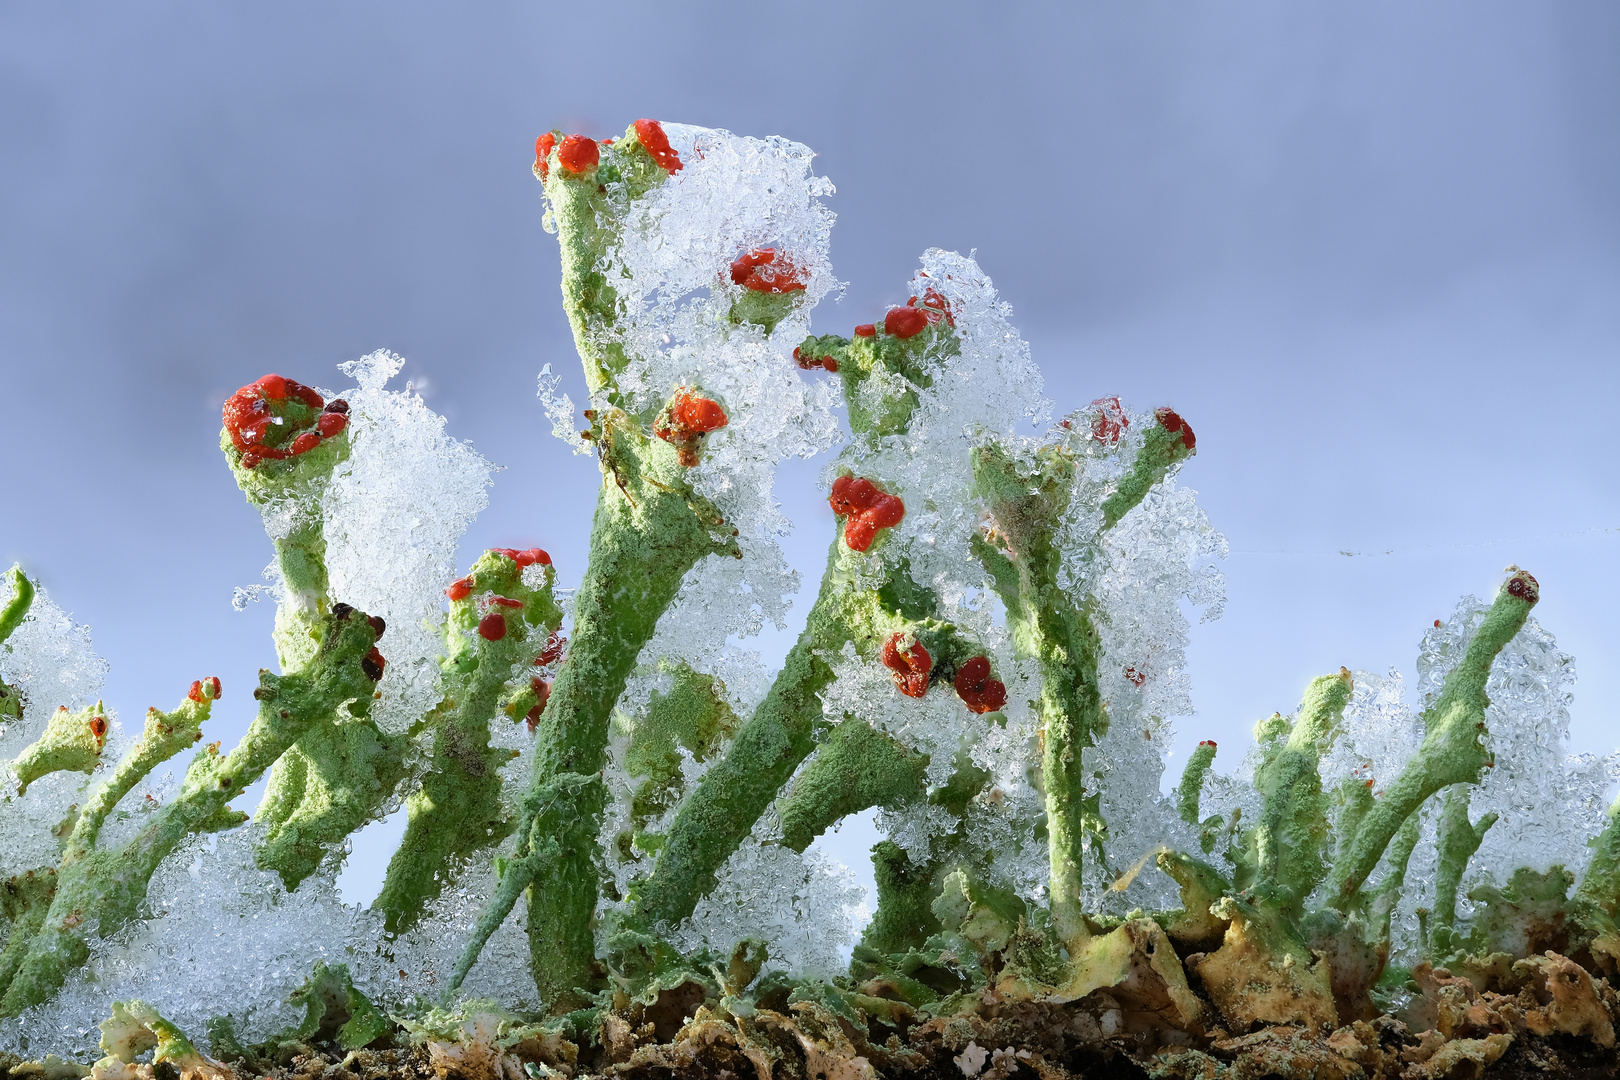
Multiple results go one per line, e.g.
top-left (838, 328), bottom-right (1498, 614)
top-left (1380, 598), bottom-right (1619, 962)
top-left (668, 812), bottom-right (868, 980)
top-left (319, 351), bottom-right (496, 735)
top-left (14, 119), bottom-right (1620, 1067)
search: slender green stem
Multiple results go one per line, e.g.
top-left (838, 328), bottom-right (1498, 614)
top-left (972, 419), bottom-right (1193, 947)
top-left (1330, 571), bottom-right (1538, 906)
top-left (1431, 784), bottom-right (1497, 953)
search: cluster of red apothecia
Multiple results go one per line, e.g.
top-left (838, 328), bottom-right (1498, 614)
top-left (654, 390), bottom-right (729, 467)
top-left (534, 119), bottom-right (683, 181)
top-left (729, 248), bottom-right (807, 295)
top-left (1506, 570), bottom-right (1540, 603)
top-left (791, 345), bottom-right (838, 373)
top-left (880, 633), bottom-right (1007, 714)
top-left (852, 289), bottom-right (954, 341)
top-left (1153, 407), bottom-right (1196, 452)
top-left (829, 475), bottom-right (905, 552)
top-left (446, 548), bottom-right (552, 604)
top-left (223, 375), bottom-right (350, 470)
top-left (1089, 396), bottom-right (1130, 445)
top-left (444, 550), bottom-right (562, 724)
top-left (952, 655), bottom-right (1007, 713)
top-left (187, 676), bottom-right (222, 704)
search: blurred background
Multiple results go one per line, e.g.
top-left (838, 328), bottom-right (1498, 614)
top-left (2, 2), bottom-right (1616, 907)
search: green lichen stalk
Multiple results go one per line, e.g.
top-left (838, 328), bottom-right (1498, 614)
top-left (499, 124), bottom-right (742, 1009)
top-left (1329, 569), bottom-right (1540, 905)
top-left (630, 310), bottom-right (968, 932)
top-left (971, 412), bottom-right (1195, 946)
top-left (0, 605), bottom-right (383, 1016)
top-left (373, 550), bottom-right (562, 934)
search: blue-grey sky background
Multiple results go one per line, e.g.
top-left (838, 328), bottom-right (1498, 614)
top-left (2, 2), bottom-right (1617, 905)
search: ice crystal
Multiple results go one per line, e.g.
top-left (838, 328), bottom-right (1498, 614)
top-left (669, 813), bottom-right (867, 980)
top-left (0, 588), bottom-right (111, 876)
top-left (324, 350), bottom-right (496, 735)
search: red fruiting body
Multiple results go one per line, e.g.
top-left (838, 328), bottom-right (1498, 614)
top-left (1506, 573), bottom-right (1539, 602)
top-left (1124, 666), bottom-right (1147, 687)
top-left (477, 612), bottom-right (508, 641)
top-left (538, 631), bottom-right (566, 666)
top-left (884, 306), bottom-right (929, 339)
top-left (1154, 407), bottom-right (1196, 451)
top-left (912, 288), bottom-right (955, 327)
top-left (291, 431), bottom-right (321, 455)
top-left (222, 374), bottom-right (330, 468)
top-left (1434, 619), bottom-right (1442, 628)
top-left (953, 656), bottom-right (1006, 714)
top-left (187, 678), bottom-right (222, 703)
top-left (791, 346), bottom-right (839, 373)
top-left (828, 475), bottom-right (905, 552)
top-left (633, 119), bottom-right (683, 173)
top-left (323, 398), bottom-right (349, 414)
top-left (517, 548), bottom-right (551, 567)
top-left (829, 474), bottom-right (876, 516)
top-left (316, 411), bottom-right (348, 438)
top-left (526, 677), bottom-right (553, 731)
top-left (853, 324), bottom-right (876, 337)
top-left (1199, 740), bottom-right (1217, 748)
top-left (534, 132), bottom-right (556, 178)
top-left (88, 716), bottom-right (107, 739)
top-left (673, 392), bottom-right (728, 434)
top-left (881, 633), bottom-right (932, 698)
top-left (729, 248), bottom-right (807, 294)
top-left (362, 646), bottom-right (387, 681)
top-left (655, 390), bottom-right (729, 465)
top-left (447, 577), bottom-right (474, 602)
top-left (557, 134), bottom-right (599, 174)
top-left (1089, 397), bottom-right (1130, 445)
top-left (490, 596), bottom-right (524, 609)
top-left (368, 615), bottom-right (386, 640)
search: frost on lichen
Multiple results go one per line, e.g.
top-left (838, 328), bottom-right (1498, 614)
top-left (5, 119), bottom-right (1620, 1075)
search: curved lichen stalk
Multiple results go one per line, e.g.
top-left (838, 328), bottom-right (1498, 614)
top-left (214, 374), bottom-right (405, 890)
top-left (452, 122), bottom-right (745, 1009)
top-left (970, 410), bottom-right (1196, 948)
top-left (1328, 569), bottom-right (1540, 905)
